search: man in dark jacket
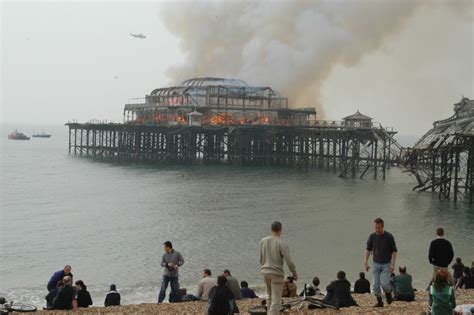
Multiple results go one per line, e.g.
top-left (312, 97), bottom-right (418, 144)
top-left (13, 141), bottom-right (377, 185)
top-left (455, 267), bottom-right (474, 289)
top-left (354, 272), bottom-right (371, 294)
top-left (45, 280), bottom-right (63, 308)
top-left (104, 284), bottom-right (121, 306)
top-left (428, 228), bottom-right (454, 276)
top-left (208, 276), bottom-right (235, 315)
top-left (452, 258), bottom-right (465, 284)
top-left (52, 276), bottom-right (77, 311)
top-left (323, 271), bottom-right (357, 308)
top-left (47, 265), bottom-right (72, 292)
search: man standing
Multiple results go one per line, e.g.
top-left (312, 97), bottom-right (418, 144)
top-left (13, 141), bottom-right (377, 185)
top-left (364, 217), bottom-right (397, 307)
top-left (158, 241), bottom-right (184, 303)
top-left (196, 269), bottom-right (217, 301)
top-left (428, 228), bottom-right (454, 276)
top-left (260, 221), bottom-right (298, 315)
top-left (47, 265), bottom-right (72, 292)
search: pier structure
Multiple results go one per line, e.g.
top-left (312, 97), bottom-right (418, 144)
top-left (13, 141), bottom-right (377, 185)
top-left (66, 122), bottom-right (401, 179)
top-left (404, 97), bottom-right (474, 203)
top-left (66, 77), bottom-right (402, 179)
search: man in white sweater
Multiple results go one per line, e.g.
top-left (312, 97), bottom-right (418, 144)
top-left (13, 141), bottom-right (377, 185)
top-left (260, 221), bottom-right (298, 315)
top-left (196, 269), bottom-right (217, 301)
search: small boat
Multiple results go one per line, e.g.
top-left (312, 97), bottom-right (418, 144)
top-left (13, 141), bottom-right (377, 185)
top-left (32, 130), bottom-right (51, 138)
top-left (8, 131), bottom-right (30, 140)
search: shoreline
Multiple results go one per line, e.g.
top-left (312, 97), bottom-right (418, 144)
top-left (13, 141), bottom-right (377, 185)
top-left (37, 289), bottom-right (474, 314)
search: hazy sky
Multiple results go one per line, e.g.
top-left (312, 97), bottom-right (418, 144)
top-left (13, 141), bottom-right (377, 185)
top-left (1, 1), bottom-right (473, 136)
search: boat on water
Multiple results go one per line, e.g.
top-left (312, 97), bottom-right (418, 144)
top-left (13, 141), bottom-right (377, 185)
top-left (32, 131), bottom-right (51, 138)
top-left (8, 131), bottom-right (30, 140)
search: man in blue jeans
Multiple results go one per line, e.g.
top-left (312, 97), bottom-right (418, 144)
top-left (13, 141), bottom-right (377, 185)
top-left (364, 217), bottom-right (397, 307)
top-left (158, 241), bottom-right (184, 303)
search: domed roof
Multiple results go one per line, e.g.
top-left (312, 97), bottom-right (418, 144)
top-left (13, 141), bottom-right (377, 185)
top-left (343, 110), bottom-right (372, 121)
top-left (180, 77), bottom-right (248, 87)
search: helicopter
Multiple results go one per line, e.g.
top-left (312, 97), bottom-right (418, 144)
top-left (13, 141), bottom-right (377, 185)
top-left (130, 33), bottom-right (146, 39)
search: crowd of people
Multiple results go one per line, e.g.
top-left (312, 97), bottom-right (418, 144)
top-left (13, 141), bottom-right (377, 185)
top-left (257, 220), bottom-right (473, 315)
top-left (44, 265), bottom-right (121, 311)
top-left (43, 219), bottom-right (473, 314)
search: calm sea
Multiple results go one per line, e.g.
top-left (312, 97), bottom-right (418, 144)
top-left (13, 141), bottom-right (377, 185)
top-left (1, 124), bottom-right (473, 307)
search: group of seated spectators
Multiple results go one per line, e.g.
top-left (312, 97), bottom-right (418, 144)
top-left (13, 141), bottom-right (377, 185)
top-left (45, 259), bottom-right (474, 313)
top-left (45, 265), bottom-right (121, 311)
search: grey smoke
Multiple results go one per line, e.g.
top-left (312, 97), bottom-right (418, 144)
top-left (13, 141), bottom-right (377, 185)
top-left (159, 1), bottom-right (471, 117)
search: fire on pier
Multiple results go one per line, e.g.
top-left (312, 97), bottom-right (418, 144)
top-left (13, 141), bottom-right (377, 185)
top-left (123, 77), bottom-right (316, 126)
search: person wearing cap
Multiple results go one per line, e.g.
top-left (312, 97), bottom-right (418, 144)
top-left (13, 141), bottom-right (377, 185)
top-left (104, 284), bottom-right (121, 306)
top-left (158, 241), bottom-right (185, 303)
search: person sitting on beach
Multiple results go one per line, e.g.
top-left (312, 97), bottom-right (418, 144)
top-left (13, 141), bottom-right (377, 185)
top-left (173, 288), bottom-right (188, 302)
top-left (282, 276), bottom-right (297, 298)
top-left (354, 272), bottom-right (371, 294)
top-left (104, 284), bottom-right (121, 306)
top-left (75, 280), bottom-right (93, 308)
top-left (45, 280), bottom-right (63, 308)
top-left (197, 269), bottom-right (217, 301)
top-left (240, 281), bottom-right (258, 299)
top-left (223, 270), bottom-right (242, 300)
top-left (323, 271), bottom-right (358, 308)
top-left (391, 265), bottom-right (415, 302)
top-left (455, 267), bottom-right (474, 290)
top-left (299, 276), bottom-right (321, 297)
top-left (52, 276), bottom-right (78, 311)
top-left (429, 269), bottom-right (456, 315)
top-left (452, 257), bottom-right (464, 285)
top-left (47, 265), bottom-right (73, 292)
top-left (208, 275), bottom-right (235, 315)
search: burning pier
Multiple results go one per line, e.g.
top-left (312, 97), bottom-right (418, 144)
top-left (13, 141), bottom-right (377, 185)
top-left (405, 97), bottom-right (474, 203)
top-left (66, 77), bottom-right (401, 179)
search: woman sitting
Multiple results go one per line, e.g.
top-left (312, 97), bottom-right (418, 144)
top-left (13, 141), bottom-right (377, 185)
top-left (75, 280), bottom-right (93, 308)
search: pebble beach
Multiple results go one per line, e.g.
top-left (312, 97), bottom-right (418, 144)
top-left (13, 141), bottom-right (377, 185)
top-left (37, 289), bottom-right (474, 314)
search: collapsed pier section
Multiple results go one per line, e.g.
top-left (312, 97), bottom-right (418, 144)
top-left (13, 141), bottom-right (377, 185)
top-left (405, 98), bottom-right (474, 203)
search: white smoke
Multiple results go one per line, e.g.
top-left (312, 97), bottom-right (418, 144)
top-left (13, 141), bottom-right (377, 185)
top-left (159, 0), bottom-right (471, 117)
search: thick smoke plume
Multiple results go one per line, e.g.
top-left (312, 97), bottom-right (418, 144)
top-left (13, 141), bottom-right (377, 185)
top-left (159, 1), bottom-right (469, 117)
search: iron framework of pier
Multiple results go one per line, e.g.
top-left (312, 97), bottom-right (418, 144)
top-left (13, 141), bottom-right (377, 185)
top-left (404, 98), bottom-right (474, 203)
top-left (66, 122), bottom-right (401, 180)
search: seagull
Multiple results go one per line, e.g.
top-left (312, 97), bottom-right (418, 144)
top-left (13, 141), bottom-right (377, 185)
top-left (130, 33), bottom-right (146, 39)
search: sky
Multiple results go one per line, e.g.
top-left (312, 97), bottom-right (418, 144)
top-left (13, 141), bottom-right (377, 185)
top-left (1, 1), bottom-right (473, 137)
